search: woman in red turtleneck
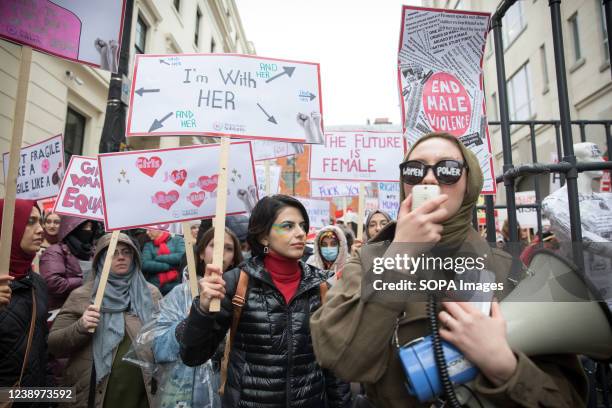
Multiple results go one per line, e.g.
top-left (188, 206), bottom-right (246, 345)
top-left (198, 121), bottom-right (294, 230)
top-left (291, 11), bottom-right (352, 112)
top-left (178, 194), bottom-right (351, 408)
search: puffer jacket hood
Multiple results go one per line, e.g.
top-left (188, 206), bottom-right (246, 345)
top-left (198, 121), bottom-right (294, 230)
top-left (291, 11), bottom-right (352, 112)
top-left (92, 232), bottom-right (142, 273)
top-left (308, 225), bottom-right (348, 274)
top-left (57, 215), bottom-right (89, 241)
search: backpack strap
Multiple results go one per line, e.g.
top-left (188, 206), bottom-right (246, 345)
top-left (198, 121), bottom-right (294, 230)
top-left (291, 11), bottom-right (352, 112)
top-left (219, 270), bottom-right (249, 395)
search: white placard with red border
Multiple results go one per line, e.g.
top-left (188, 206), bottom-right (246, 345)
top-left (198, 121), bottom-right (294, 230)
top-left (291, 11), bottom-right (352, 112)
top-left (398, 6), bottom-right (496, 194)
top-left (249, 140), bottom-right (304, 161)
top-left (309, 131), bottom-right (405, 182)
top-left (255, 164), bottom-right (282, 198)
top-left (127, 54), bottom-right (323, 143)
top-left (2, 133), bottom-right (65, 200)
top-left (53, 155), bottom-right (103, 221)
top-left (98, 141), bottom-right (257, 231)
top-left (0, 0), bottom-right (126, 72)
top-left (296, 197), bottom-right (330, 228)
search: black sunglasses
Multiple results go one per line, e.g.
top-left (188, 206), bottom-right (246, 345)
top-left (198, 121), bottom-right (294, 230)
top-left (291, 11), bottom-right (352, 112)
top-left (399, 159), bottom-right (467, 185)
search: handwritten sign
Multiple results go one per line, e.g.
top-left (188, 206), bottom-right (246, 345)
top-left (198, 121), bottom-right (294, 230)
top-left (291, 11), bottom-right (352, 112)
top-left (98, 141), bottom-right (257, 230)
top-left (54, 155), bottom-right (103, 221)
top-left (249, 140), bottom-right (304, 161)
top-left (255, 163), bottom-right (281, 198)
top-left (0, 0), bottom-right (125, 72)
top-left (398, 6), bottom-right (496, 194)
top-left (515, 190), bottom-right (537, 229)
top-left (309, 130), bottom-right (405, 182)
top-left (296, 197), bottom-right (330, 228)
top-left (127, 54), bottom-right (323, 143)
top-left (2, 134), bottom-right (65, 200)
top-left (310, 180), bottom-right (375, 198)
top-left (377, 182), bottom-right (400, 220)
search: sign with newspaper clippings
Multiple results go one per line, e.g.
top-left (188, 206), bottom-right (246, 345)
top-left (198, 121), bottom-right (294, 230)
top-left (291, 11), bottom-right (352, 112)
top-left (398, 6), bottom-right (496, 194)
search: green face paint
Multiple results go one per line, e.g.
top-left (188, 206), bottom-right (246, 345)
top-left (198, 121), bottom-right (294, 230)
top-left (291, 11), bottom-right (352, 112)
top-left (271, 221), bottom-right (308, 235)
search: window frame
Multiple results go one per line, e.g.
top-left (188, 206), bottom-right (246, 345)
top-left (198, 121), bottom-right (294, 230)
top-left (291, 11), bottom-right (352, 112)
top-left (507, 62), bottom-right (534, 121)
top-left (63, 106), bottom-right (87, 164)
top-left (134, 14), bottom-right (148, 55)
top-left (194, 7), bottom-right (202, 47)
top-left (568, 12), bottom-right (581, 62)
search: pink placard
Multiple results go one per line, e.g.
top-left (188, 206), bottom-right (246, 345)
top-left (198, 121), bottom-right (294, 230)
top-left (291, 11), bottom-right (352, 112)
top-left (0, 0), bottom-right (82, 60)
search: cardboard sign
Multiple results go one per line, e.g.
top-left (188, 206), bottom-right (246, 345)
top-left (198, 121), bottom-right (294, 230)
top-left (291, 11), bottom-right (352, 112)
top-left (249, 140), bottom-right (304, 161)
top-left (515, 190), bottom-right (537, 229)
top-left (53, 155), bottom-right (103, 221)
top-left (98, 141), bottom-right (257, 230)
top-left (2, 134), bottom-right (65, 200)
top-left (378, 182), bottom-right (400, 220)
top-left (398, 6), bottom-right (496, 194)
top-left (255, 163), bottom-right (281, 198)
top-left (310, 180), bottom-right (375, 198)
top-left (309, 130), bottom-right (405, 182)
top-left (0, 0), bottom-right (125, 72)
top-left (127, 54), bottom-right (324, 143)
top-left (296, 197), bottom-right (330, 228)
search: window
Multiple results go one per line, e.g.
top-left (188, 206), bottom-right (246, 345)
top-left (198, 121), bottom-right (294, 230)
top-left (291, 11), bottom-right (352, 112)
top-left (601, 1), bottom-right (609, 62)
top-left (211, 37), bottom-right (216, 53)
top-left (195, 8), bottom-right (202, 46)
top-left (134, 14), bottom-right (147, 54)
top-left (490, 92), bottom-right (498, 121)
top-left (502, 1), bottom-right (525, 48)
top-left (64, 107), bottom-right (86, 164)
top-left (539, 44), bottom-right (549, 90)
top-left (507, 63), bottom-right (534, 121)
top-left (568, 13), bottom-right (581, 62)
top-left (173, 0), bottom-right (180, 12)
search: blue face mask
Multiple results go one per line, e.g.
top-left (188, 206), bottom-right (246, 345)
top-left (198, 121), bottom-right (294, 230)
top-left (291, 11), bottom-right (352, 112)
top-left (321, 246), bottom-right (339, 262)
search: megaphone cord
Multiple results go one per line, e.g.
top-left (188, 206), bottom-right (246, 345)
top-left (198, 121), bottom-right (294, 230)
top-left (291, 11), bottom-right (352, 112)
top-left (429, 294), bottom-right (462, 408)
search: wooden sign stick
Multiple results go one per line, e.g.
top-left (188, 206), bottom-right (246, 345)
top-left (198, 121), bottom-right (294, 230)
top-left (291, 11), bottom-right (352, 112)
top-left (182, 222), bottom-right (198, 299)
top-left (0, 46), bottom-right (32, 276)
top-left (264, 160), bottom-right (271, 196)
top-left (89, 230), bottom-right (121, 333)
top-left (356, 182), bottom-right (366, 242)
top-left (209, 137), bottom-right (231, 312)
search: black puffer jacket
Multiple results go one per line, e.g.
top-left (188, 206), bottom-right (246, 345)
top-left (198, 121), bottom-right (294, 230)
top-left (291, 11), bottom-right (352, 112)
top-left (0, 271), bottom-right (49, 388)
top-left (177, 256), bottom-right (351, 408)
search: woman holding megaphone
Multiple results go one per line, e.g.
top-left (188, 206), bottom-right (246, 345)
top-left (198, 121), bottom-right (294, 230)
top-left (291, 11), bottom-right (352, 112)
top-left (311, 133), bottom-right (587, 407)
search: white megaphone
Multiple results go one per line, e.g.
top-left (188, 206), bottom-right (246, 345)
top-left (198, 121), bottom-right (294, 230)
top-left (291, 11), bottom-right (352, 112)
top-left (501, 249), bottom-right (612, 359)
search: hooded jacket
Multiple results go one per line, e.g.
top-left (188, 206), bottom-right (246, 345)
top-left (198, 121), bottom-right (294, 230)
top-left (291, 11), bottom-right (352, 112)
top-left (307, 225), bottom-right (349, 282)
top-left (177, 256), bottom-right (351, 408)
top-left (40, 216), bottom-right (92, 310)
top-left (48, 232), bottom-right (161, 408)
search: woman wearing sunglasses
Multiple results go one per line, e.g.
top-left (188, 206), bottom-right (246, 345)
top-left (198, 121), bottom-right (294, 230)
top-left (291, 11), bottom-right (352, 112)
top-left (311, 133), bottom-right (586, 407)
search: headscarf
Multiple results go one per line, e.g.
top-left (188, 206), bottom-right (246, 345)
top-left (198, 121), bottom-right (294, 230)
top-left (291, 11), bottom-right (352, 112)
top-left (42, 213), bottom-right (60, 246)
top-left (400, 132), bottom-right (483, 250)
top-left (364, 210), bottom-right (392, 241)
top-left (65, 222), bottom-right (96, 261)
top-left (0, 199), bottom-right (38, 279)
top-left (91, 248), bottom-right (155, 383)
top-left (308, 225), bottom-right (349, 278)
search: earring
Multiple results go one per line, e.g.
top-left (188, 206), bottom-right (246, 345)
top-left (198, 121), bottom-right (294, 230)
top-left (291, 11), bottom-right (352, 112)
top-left (263, 246), bottom-right (269, 254)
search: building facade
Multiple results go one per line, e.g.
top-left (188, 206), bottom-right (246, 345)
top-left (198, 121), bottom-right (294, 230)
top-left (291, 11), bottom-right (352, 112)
top-left (424, 0), bottom-right (611, 203)
top-left (0, 0), bottom-right (254, 195)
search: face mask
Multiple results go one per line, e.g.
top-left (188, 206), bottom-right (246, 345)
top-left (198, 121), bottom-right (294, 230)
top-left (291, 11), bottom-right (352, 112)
top-left (74, 229), bottom-right (94, 244)
top-left (321, 246), bottom-right (338, 262)
top-left (241, 251), bottom-right (251, 259)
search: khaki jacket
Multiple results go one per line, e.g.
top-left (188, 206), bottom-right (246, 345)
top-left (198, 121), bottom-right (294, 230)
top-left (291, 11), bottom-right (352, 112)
top-left (311, 223), bottom-right (587, 408)
top-left (48, 279), bottom-right (161, 408)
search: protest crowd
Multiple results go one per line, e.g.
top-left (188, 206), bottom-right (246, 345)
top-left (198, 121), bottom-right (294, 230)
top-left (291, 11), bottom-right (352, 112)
top-left (1, 1), bottom-right (611, 408)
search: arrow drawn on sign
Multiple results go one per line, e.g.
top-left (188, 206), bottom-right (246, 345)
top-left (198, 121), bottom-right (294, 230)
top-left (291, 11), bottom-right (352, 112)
top-left (265, 66), bottom-right (296, 83)
top-left (159, 59), bottom-right (170, 65)
top-left (148, 112), bottom-right (174, 132)
top-left (306, 92), bottom-right (316, 101)
top-left (135, 87), bottom-right (160, 97)
top-left (257, 103), bottom-right (277, 124)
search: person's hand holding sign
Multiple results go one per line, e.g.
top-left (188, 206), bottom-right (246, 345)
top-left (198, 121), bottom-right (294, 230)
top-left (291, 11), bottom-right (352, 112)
top-left (198, 264), bottom-right (226, 312)
top-left (0, 274), bottom-right (14, 310)
top-left (79, 305), bottom-right (100, 332)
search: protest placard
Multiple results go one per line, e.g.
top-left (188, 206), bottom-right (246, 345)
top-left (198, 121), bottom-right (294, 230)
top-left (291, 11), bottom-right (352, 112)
top-left (98, 141), bottom-right (257, 230)
top-left (515, 190), bottom-right (537, 229)
top-left (378, 182), bottom-right (400, 220)
top-left (255, 163), bottom-right (281, 198)
top-left (296, 197), bottom-right (330, 228)
top-left (2, 133), bottom-right (65, 200)
top-left (309, 130), bottom-right (405, 182)
top-left (53, 155), bottom-right (103, 221)
top-left (310, 180), bottom-right (376, 198)
top-left (249, 140), bottom-right (304, 161)
top-left (398, 6), bottom-right (496, 194)
top-left (0, 0), bottom-right (125, 72)
top-left (127, 54), bottom-right (323, 143)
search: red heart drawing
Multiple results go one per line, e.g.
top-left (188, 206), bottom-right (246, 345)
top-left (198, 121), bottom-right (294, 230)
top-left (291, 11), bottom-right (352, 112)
top-left (152, 190), bottom-right (179, 210)
top-left (198, 175), bottom-right (219, 192)
top-left (136, 156), bottom-right (162, 177)
top-left (170, 169), bottom-right (187, 186)
top-left (187, 191), bottom-right (205, 207)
